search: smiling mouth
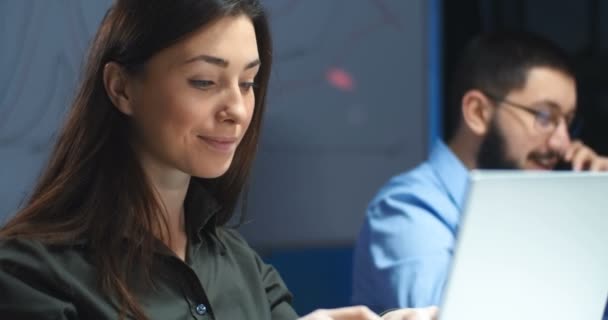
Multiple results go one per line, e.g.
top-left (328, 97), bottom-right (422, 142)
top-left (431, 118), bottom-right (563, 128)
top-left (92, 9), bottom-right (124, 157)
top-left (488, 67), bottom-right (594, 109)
top-left (198, 136), bottom-right (238, 153)
top-left (529, 155), bottom-right (558, 170)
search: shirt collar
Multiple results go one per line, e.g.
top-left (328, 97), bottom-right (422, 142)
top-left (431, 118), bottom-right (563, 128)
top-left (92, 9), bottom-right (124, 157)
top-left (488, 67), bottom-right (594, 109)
top-left (72, 180), bottom-right (222, 248)
top-left (428, 139), bottom-right (469, 210)
top-left (184, 180), bottom-right (222, 244)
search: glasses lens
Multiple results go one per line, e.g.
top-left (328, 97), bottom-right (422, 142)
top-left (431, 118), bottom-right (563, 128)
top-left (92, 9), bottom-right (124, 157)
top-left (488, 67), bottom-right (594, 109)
top-left (535, 110), bottom-right (555, 131)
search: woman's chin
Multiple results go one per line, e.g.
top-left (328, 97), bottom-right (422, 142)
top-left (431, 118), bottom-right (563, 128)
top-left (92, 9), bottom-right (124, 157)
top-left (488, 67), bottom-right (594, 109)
top-left (190, 163), bottom-right (232, 179)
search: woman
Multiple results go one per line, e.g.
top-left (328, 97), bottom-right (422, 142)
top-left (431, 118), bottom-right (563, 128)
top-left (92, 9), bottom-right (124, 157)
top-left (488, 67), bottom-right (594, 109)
top-left (0, 1), bottom-right (436, 319)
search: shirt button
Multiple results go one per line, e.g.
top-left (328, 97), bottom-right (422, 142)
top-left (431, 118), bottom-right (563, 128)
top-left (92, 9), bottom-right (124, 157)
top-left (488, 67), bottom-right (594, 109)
top-left (195, 304), bottom-right (207, 315)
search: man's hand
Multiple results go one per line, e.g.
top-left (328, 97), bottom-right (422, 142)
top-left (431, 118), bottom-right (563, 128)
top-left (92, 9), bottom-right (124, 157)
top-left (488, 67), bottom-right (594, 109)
top-left (381, 306), bottom-right (438, 320)
top-left (563, 140), bottom-right (608, 171)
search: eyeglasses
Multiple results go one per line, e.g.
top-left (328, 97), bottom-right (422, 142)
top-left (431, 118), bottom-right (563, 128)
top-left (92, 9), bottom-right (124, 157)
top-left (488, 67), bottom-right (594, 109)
top-left (482, 91), bottom-right (581, 137)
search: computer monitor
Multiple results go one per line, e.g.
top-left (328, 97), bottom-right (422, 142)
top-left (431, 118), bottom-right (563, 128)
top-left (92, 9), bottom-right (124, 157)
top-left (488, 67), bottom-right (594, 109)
top-left (440, 170), bottom-right (608, 320)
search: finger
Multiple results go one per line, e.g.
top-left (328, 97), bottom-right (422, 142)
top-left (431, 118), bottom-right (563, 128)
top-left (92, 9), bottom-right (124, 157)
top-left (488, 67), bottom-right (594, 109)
top-left (382, 307), bottom-right (439, 320)
top-left (426, 306), bottom-right (439, 320)
top-left (424, 306), bottom-right (439, 320)
top-left (590, 159), bottom-right (608, 172)
top-left (570, 147), bottom-right (593, 171)
top-left (408, 307), bottom-right (438, 320)
top-left (382, 310), bottom-right (420, 320)
top-left (298, 310), bottom-right (334, 320)
top-left (324, 306), bottom-right (382, 320)
top-left (563, 140), bottom-right (582, 161)
top-left (299, 315), bottom-right (332, 320)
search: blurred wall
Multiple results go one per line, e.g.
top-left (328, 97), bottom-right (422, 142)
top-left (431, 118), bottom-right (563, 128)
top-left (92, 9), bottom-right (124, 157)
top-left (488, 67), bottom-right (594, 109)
top-left (241, 0), bottom-right (433, 250)
top-left (0, 0), bottom-right (113, 220)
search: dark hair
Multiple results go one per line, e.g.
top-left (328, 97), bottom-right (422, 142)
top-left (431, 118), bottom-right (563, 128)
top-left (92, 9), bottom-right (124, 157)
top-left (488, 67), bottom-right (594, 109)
top-left (445, 31), bottom-right (574, 141)
top-left (0, 0), bottom-right (272, 319)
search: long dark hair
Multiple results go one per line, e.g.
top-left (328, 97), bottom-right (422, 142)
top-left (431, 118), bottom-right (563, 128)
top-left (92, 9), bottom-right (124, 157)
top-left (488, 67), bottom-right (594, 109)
top-left (0, 0), bottom-right (272, 318)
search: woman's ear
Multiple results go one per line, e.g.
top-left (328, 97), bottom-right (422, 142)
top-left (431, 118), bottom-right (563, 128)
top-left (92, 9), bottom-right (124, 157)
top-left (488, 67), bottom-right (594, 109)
top-left (461, 89), bottom-right (494, 136)
top-left (103, 62), bottom-right (134, 116)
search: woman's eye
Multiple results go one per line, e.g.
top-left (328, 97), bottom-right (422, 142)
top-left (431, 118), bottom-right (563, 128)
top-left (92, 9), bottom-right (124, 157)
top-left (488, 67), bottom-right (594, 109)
top-left (189, 80), bottom-right (215, 89)
top-left (240, 81), bottom-right (257, 91)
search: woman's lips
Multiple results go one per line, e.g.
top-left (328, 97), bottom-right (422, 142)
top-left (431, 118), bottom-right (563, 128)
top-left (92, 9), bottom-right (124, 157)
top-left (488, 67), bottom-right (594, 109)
top-left (198, 136), bottom-right (238, 153)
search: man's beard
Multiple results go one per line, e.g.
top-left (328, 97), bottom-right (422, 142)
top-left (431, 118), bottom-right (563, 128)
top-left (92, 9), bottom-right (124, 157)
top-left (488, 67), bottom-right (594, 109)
top-left (477, 120), bottom-right (519, 169)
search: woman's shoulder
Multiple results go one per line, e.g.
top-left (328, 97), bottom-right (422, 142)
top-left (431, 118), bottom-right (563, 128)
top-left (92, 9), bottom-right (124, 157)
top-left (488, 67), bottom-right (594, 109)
top-left (0, 237), bottom-right (49, 261)
top-left (215, 227), bottom-right (254, 253)
top-left (0, 238), bottom-right (61, 285)
top-left (213, 227), bottom-right (267, 264)
top-left (0, 237), bottom-right (85, 272)
top-left (216, 226), bottom-right (247, 243)
top-left (0, 238), bottom-right (87, 317)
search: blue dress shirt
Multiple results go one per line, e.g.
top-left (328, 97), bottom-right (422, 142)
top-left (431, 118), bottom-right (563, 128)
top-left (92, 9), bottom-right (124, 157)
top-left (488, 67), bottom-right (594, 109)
top-left (353, 140), bottom-right (608, 318)
top-left (352, 140), bottom-right (468, 312)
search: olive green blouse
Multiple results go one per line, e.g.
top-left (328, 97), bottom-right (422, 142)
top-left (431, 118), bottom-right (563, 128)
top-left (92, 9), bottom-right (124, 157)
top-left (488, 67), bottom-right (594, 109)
top-left (0, 183), bottom-right (298, 320)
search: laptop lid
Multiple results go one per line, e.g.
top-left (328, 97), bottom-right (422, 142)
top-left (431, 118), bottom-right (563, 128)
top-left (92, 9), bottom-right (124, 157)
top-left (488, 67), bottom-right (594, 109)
top-left (439, 170), bottom-right (608, 320)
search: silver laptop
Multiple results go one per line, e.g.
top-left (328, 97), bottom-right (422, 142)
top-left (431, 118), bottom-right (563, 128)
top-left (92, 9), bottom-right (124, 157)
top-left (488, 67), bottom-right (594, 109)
top-left (439, 170), bottom-right (608, 320)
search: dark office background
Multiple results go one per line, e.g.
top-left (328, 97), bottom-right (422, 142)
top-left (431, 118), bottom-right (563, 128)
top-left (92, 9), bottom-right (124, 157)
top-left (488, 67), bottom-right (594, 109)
top-left (0, 0), bottom-right (606, 317)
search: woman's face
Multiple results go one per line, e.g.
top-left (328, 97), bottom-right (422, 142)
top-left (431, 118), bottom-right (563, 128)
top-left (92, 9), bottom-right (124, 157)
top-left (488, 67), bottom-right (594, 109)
top-left (122, 14), bottom-right (260, 179)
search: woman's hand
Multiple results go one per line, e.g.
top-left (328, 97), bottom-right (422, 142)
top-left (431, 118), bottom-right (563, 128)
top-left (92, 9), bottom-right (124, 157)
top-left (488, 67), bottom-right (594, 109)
top-left (298, 306), bottom-right (438, 320)
top-left (298, 306), bottom-right (381, 320)
top-left (381, 306), bottom-right (438, 320)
